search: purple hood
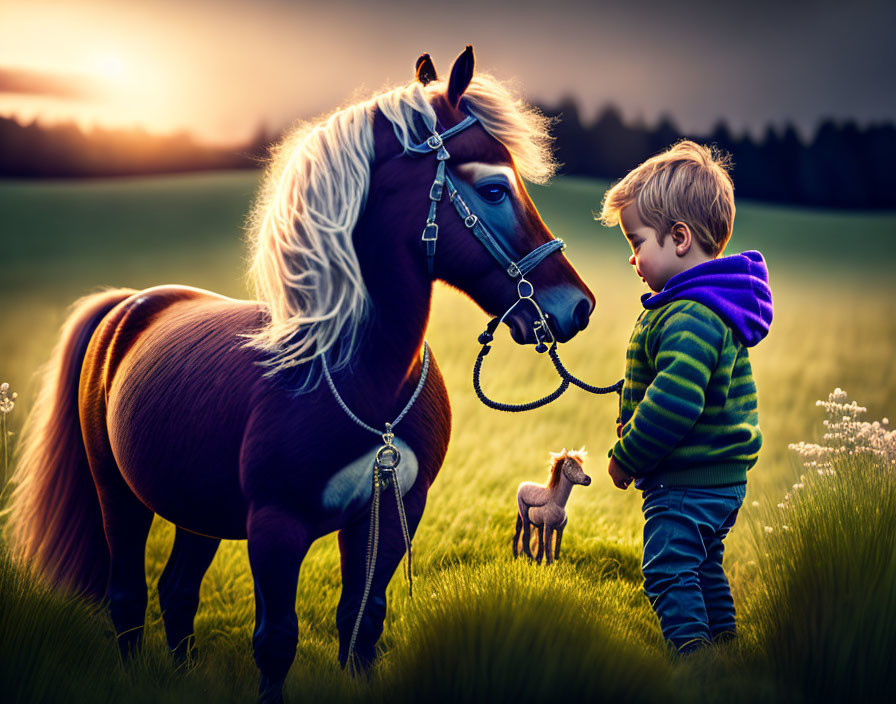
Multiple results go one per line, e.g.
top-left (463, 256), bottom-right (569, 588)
top-left (641, 250), bottom-right (773, 347)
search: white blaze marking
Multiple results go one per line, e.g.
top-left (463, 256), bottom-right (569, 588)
top-left (454, 162), bottom-right (518, 191)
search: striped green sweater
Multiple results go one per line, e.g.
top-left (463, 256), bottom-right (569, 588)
top-left (612, 299), bottom-right (762, 488)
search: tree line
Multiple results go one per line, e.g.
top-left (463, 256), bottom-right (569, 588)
top-left (539, 100), bottom-right (896, 210)
top-left (1, 105), bottom-right (894, 209)
top-left (0, 116), bottom-right (266, 178)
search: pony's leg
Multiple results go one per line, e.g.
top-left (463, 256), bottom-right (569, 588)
top-left (336, 481), bottom-right (428, 672)
top-left (522, 512), bottom-right (534, 560)
top-left (535, 524), bottom-right (545, 565)
top-left (513, 514), bottom-right (523, 558)
top-left (555, 519), bottom-right (567, 560)
top-left (82, 377), bottom-right (154, 658)
top-left (544, 525), bottom-right (555, 565)
top-left (247, 504), bottom-right (313, 704)
top-left (158, 527), bottom-right (221, 663)
top-left (515, 493), bottom-right (529, 559)
top-left (96, 479), bottom-right (154, 658)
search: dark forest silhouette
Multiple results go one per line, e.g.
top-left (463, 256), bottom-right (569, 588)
top-left (0, 117), bottom-right (269, 178)
top-left (540, 101), bottom-right (896, 210)
top-left (1, 104), bottom-right (895, 209)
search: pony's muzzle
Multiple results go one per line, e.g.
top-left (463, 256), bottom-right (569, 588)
top-left (573, 298), bottom-right (592, 332)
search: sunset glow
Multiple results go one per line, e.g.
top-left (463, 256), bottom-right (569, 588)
top-left (0, 0), bottom-right (893, 146)
top-left (93, 53), bottom-right (126, 82)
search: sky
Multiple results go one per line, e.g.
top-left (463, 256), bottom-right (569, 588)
top-left (0, 0), bottom-right (893, 145)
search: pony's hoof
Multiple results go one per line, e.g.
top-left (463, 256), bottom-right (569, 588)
top-left (258, 674), bottom-right (285, 704)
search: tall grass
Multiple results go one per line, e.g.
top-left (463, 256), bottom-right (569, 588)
top-left (745, 395), bottom-right (896, 702)
top-left (373, 560), bottom-right (676, 704)
top-left (2, 174), bottom-right (896, 701)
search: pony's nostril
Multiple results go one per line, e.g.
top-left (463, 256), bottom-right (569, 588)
top-left (573, 299), bottom-right (592, 331)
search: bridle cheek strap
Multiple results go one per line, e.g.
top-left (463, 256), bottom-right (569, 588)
top-left (411, 114), bottom-right (565, 349)
top-left (443, 172), bottom-right (566, 278)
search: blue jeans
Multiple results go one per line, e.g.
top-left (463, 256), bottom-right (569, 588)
top-left (641, 483), bottom-right (746, 652)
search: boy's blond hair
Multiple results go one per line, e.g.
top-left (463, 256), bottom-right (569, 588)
top-left (599, 140), bottom-right (735, 257)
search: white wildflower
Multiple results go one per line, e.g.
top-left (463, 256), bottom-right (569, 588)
top-left (764, 526), bottom-right (774, 533)
top-left (791, 388), bottom-right (896, 470)
top-left (0, 383), bottom-right (16, 415)
top-left (751, 500), bottom-right (760, 507)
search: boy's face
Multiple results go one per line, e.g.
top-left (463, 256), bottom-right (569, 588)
top-left (619, 205), bottom-right (682, 293)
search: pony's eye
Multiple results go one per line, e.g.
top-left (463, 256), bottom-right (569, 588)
top-left (476, 184), bottom-right (509, 203)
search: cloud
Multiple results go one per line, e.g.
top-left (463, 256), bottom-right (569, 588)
top-left (0, 67), bottom-right (99, 99)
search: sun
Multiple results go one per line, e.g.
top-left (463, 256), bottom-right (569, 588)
top-left (92, 52), bottom-right (126, 82)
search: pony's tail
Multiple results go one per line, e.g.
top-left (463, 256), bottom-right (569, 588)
top-left (5, 287), bottom-right (136, 600)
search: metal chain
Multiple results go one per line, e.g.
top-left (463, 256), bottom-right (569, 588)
top-left (391, 469), bottom-right (413, 594)
top-left (323, 346), bottom-right (428, 670)
top-left (345, 457), bottom-right (414, 670)
top-left (321, 341), bottom-right (431, 436)
top-left (346, 463), bottom-right (382, 670)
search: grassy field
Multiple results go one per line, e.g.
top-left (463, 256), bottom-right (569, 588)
top-left (1, 172), bottom-right (895, 703)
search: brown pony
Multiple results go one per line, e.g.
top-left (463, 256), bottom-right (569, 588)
top-left (7, 48), bottom-right (595, 702)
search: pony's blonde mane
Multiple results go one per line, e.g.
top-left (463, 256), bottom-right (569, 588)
top-left (547, 447), bottom-right (588, 489)
top-left (243, 73), bottom-right (558, 390)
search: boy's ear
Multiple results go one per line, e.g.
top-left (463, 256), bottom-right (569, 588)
top-left (670, 222), bottom-right (692, 255)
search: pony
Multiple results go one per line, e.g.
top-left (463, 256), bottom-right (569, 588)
top-left (514, 447), bottom-right (590, 564)
top-left (6, 47), bottom-right (596, 702)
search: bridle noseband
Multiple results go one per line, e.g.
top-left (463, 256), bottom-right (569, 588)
top-left (407, 109), bottom-right (623, 411)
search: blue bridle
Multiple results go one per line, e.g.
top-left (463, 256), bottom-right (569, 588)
top-left (406, 114), bottom-right (564, 279)
top-left (406, 112), bottom-right (565, 350)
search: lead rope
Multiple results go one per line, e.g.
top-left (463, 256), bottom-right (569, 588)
top-left (322, 343), bottom-right (429, 669)
top-left (550, 346), bottom-right (624, 395)
top-left (473, 309), bottom-right (622, 412)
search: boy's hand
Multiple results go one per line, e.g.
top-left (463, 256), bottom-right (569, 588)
top-left (607, 456), bottom-right (633, 490)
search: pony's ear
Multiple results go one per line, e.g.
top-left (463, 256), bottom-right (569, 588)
top-left (415, 53), bottom-right (438, 85)
top-left (447, 45), bottom-right (475, 108)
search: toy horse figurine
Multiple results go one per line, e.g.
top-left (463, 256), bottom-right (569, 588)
top-left (514, 448), bottom-right (590, 564)
top-left (7, 47), bottom-right (597, 703)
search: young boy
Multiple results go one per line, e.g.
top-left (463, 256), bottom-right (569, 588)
top-left (599, 140), bottom-right (773, 654)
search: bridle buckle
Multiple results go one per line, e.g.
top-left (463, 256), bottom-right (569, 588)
top-left (422, 222), bottom-right (438, 241)
top-left (464, 214), bottom-right (478, 229)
